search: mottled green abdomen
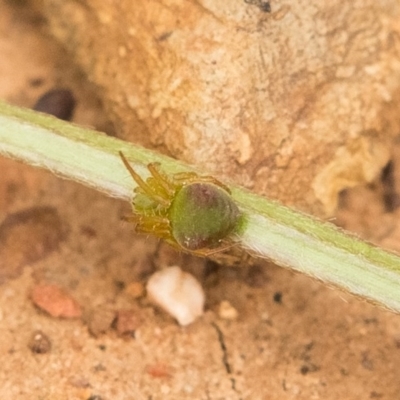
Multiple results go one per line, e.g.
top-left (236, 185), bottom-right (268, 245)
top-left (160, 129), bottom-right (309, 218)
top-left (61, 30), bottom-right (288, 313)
top-left (169, 183), bottom-right (241, 251)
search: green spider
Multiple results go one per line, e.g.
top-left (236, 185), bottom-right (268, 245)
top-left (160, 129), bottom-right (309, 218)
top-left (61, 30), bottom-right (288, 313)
top-left (119, 152), bottom-right (242, 256)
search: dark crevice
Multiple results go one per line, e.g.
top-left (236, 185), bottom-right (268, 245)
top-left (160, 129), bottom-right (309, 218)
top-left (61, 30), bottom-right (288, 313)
top-left (212, 322), bottom-right (231, 374)
top-left (211, 322), bottom-right (242, 398)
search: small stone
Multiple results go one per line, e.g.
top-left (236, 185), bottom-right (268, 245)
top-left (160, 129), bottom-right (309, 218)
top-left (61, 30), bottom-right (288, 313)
top-left (218, 300), bottom-right (239, 320)
top-left (125, 281), bottom-right (145, 299)
top-left (87, 306), bottom-right (116, 337)
top-left (260, 311), bottom-right (270, 322)
top-left (33, 88), bottom-right (76, 121)
top-left (273, 292), bottom-right (283, 303)
top-left (146, 362), bottom-right (172, 379)
top-left (115, 309), bottom-right (141, 337)
top-left (68, 375), bottom-right (91, 388)
top-left (31, 283), bottom-right (82, 318)
top-left (28, 330), bottom-right (51, 354)
top-left (146, 266), bottom-right (205, 326)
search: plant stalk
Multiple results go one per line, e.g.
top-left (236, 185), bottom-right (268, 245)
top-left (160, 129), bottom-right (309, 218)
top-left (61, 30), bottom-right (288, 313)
top-left (1, 100), bottom-right (400, 311)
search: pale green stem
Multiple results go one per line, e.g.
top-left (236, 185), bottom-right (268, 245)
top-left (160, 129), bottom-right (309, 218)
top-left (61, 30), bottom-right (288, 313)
top-left (1, 100), bottom-right (400, 311)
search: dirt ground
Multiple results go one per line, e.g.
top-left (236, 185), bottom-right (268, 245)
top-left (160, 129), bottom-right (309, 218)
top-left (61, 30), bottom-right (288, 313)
top-left (1, 2), bottom-right (400, 399)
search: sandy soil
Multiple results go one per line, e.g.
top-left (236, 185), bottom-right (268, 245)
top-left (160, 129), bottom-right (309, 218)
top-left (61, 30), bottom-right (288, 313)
top-left (1, 2), bottom-right (400, 399)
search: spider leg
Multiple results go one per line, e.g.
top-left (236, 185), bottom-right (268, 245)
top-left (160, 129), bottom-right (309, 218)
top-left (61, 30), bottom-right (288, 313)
top-left (172, 171), bottom-right (199, 181)
top-left (147, 163), bottom-right (177, 197)
top-left (123, 214), bottom-right (172, 240)
top-left (119, 152), bottom-right (170, 206)
top-left (190, 241), bottom-right (238, 257)
top-left (173, 172), bottom-right (231, 193)
top-left (145, 174), bottom-right (176, 201)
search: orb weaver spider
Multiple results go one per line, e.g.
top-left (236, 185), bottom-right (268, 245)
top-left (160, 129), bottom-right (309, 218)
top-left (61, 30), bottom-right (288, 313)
top-left (119, 152), bottom-right (242, 256)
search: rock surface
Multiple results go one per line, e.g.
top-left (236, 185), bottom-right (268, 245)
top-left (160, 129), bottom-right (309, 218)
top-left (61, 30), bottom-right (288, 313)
top-left (31, 0), bottom-right (400, 215)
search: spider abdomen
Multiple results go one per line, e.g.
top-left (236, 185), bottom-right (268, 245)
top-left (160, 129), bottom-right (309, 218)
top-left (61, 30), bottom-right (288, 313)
top-left (169, 183), bottom-right (241, 251)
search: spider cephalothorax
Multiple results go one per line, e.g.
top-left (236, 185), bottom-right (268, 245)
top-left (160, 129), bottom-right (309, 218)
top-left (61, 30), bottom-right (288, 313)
top-left (119, 152), bottom-right (242, 255)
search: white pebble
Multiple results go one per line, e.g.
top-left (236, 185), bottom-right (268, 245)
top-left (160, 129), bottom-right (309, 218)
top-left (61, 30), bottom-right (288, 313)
top-left (146, 266), bottom-right (205, 326)
top-left (218, 300), bottom-right (239, 320)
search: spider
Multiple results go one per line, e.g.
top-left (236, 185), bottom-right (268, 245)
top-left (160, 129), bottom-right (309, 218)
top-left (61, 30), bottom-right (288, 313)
top-left (119, 152), bottom-right (243, 256)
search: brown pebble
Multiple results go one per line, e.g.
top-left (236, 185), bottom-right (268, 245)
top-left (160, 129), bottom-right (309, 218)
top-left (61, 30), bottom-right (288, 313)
top-left (33, 89), bottom-right (76, 121)
top-left (115, 309), bottom-right (141, 337)
top-left (28, 330), bottom-right (51, 354)
top-left (273, 291), bottom-right (283, 303)
top-left (87, 306), bottom-right (116, 337)
top-left (31, 283), bottom-right (82, 318)
top-left (0, 207), bottom-right (67, 282)
top-left (146, 362), bottom-right (173, 379)
top-left (125, 281), bottom-right (145, 299)
top-left (68, 375), bottom-right (91, 389)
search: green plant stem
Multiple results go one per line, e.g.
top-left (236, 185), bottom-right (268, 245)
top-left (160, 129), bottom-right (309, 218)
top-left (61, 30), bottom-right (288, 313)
top-left (1, 100), bottom-right (400, 311)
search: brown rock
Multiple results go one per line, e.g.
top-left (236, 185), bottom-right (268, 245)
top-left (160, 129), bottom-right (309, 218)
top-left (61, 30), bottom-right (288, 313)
top-left (33, 0), bottom-right (400, 215)
top-left (31, 283), bottom-right (82, 318)
top-left (33, 88), bottom-right (76, 121)
top-left (124, 282), bottom-right (145, 299)
top-left (145, 362), bottom-right (173, 379)
top-left (86, 306), bottom-right (116, 337)
top-left (28, 330), bottom-right (52, 354)
top-left (115, 309), bottom-right (141, 337)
